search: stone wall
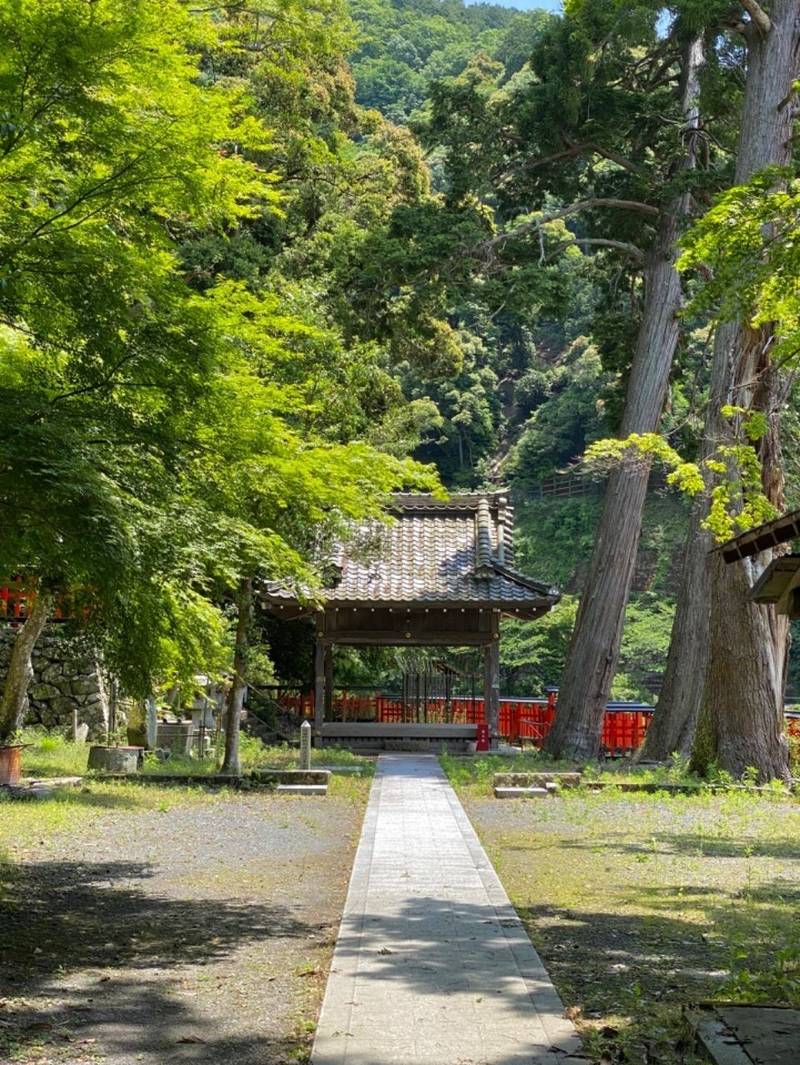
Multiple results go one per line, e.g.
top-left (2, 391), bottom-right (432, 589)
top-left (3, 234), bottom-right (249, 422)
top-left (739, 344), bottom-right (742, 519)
top-left (0, 626), bottom-right (110, 737)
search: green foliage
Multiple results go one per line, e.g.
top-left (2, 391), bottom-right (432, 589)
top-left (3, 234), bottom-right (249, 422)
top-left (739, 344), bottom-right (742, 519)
top-left (501, 598), bottom-right (578, 696)
top-left (501, 592), bottom-right (673, 700)
top-left (510, 337), bottom-right (612, 492)
top-left (0, 0), bottom-right (441, 707)
top-left (348, 0), bottom-right (519, 123)
top-left (584, 420), bottom-right (778, 543)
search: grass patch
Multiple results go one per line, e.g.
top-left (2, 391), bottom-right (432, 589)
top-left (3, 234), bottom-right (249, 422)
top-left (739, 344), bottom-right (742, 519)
top-left (18, 729), bottom-right (375, 781)
top-left (438, 750), bottom-right (777, 799)
top-left (0, 781), bottom-right (218, 856)
top-left (455, 782), bottom-right (800, 1064)
top-left (140, 737), bottom-right (374, 777)
top-left (19, 729), bottom-right (90, 778)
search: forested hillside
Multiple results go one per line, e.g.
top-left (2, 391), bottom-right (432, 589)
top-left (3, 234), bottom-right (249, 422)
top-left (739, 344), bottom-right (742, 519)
top-left (343, 0), bottom-right (690, 699)
top-left (349, 1), bottom-right (526, 121)
top-left (5, 0), bottom-right (798, 780)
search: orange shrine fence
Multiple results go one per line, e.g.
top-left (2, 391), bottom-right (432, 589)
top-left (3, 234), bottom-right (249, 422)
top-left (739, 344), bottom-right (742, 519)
top-left (268, 687), bottom-right (655, 755)
top-left (269, 687), bottom-right (800, 757)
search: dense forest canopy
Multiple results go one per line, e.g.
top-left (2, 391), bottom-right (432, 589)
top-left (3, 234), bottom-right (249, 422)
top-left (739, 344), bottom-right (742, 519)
top-left (2, 0), bottom-right (799, 779)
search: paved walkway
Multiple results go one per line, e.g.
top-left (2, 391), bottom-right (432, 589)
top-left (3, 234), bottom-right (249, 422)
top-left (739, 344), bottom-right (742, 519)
top-left (312, 755), bottom-right (585, 1065)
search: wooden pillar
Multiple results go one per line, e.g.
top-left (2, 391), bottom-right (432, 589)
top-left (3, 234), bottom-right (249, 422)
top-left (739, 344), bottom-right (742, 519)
top-left (314, 635), bottom-right (325, 741)
top-left (324, 644), bottom-right (334, 718)
top-left (484, 636), bottom-right (500, 748)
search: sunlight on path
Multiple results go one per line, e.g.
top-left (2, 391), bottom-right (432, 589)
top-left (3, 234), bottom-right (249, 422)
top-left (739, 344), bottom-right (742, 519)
top-left (312, 755), bottom-right (586, 1065)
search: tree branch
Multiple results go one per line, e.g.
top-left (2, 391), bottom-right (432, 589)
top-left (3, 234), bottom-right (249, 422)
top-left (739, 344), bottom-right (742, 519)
top-left (485, 198), bottom-right (659, 250)
top-left (584, 141), bottom-right (648, 176)
top-left (544, 238), bottom-right (645, 265)
top-left (573, 238), bottom-right (645, 262)
top-left (741, 0), bottom-right (771, 33)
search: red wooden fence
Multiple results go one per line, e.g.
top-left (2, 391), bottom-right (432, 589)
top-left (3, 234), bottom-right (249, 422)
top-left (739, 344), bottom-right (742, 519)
top-left (0, 582), bottom-right (72, 621)
top-left (272, 686), bottom-right (653, 755)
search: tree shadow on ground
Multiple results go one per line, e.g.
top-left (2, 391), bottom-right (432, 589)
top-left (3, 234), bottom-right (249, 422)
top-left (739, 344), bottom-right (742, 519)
top-left (502, 829), bottom-right (800, 861)
top-left (3, 980), bottom-right (314, 1065)
top-left (513, 878), bottom-right (798, 1064)
top-left (3, 785), bottom-right (189, 811)
top-left (0, 858), bottom-right (316, 1064)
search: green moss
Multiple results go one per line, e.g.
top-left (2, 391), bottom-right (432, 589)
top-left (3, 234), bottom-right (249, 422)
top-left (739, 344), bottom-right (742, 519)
top-left (459, 787), bottom-right (800, 1063)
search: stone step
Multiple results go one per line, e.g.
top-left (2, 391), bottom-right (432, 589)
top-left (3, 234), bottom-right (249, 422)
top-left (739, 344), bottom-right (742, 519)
top-left (276, 783), bottom-right (328, 796)
top-left (251, 769), bottom-right (331, 786)
top-left (493, 785), bottom-right (551, 799)
top-left (494, 771), bottom-right (582, 789)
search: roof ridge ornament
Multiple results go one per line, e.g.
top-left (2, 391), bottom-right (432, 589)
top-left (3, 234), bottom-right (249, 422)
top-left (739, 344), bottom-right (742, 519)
top-left (474, 497), bottom-right (495, 578)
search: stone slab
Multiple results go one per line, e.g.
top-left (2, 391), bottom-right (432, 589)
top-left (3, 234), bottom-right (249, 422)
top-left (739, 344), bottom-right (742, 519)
top-left (692, 1004), bottom-right (800, 1065)
top-left (276, 783), bottom-right (328, 796)
top-left (253, 769), bottom-right (331, 785)
top-left (494, 786), bottom-right (550, 799)
top-left (494, 772), bottom-right (582, 789)
top-left (312, 754), bottom-right (585, 1065)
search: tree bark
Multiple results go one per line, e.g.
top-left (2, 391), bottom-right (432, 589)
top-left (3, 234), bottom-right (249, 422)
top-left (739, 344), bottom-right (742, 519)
top-left (0, 588), bottom-right (55, 743)
top-left (220, 576), bottom-right (253, 776)
top-left (544, 37), bottom-right (704, 761)
top-left (638, 496), bottom-right (710, 760)
top-left (653, 1), bottom-right (800, 779)
top-left (643, 6), bottom-right (800, 775)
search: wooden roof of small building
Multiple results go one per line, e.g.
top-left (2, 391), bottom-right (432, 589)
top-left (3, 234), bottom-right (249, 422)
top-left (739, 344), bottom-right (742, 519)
top-left (718, 508), bottom-right (800, 616)
top-left (719, 508), bottom-right (800, 563)
top-left (263, 491), bottom-right (559, 617)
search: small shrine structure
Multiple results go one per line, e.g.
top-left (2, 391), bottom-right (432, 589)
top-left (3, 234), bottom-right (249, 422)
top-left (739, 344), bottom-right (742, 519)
top-left (262, 492), bottom-right (559, 748)
top-left (721, 507), bottom-right (800, 616)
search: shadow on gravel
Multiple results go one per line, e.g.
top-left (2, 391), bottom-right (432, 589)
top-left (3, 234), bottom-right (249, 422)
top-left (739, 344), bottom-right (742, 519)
top-left (501, 829), bottom-right (800, 862)
top-left (0, 859), bottom-right (314, 1063)
top-left (3, 979), bottom-right (312, 1064)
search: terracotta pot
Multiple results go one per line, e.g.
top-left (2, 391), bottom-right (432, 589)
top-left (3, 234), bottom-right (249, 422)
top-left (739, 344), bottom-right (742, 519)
top-left (0, 744), bottom-right (23, 786)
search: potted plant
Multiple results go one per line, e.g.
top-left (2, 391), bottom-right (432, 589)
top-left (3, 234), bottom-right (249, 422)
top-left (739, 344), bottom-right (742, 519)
top-left (0, 736), bottom-right (25, 786)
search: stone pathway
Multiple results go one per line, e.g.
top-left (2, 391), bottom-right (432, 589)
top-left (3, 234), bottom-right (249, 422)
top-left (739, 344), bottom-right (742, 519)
top-left (312, 754), bottom-right (586, 1065)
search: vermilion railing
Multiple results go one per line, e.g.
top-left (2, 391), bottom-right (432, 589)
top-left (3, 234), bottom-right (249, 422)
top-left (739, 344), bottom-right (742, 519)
top-left (0, 582), bottom-right (73, 622)
top-left (271, 685), bottom-right (654, 755)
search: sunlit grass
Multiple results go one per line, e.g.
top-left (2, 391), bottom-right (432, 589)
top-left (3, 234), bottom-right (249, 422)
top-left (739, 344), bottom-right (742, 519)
top-left (139, 737), bottom-right (375, 776)
top-left (0, 780), bottom-right (217, 857)
top-left (18, 729), bottom-right (90, 778)
top-left (440, 750), bottom-right (796, 799)
top-left (17, 728), bottom-right (375, 782)
top-left (454, 778), bottom-right (800, 1064)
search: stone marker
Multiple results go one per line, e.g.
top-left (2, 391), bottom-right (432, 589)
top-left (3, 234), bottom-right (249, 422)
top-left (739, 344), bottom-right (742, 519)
top-left (145, 696), bottom-right (158, 750)
top-left (299, 719), bottom-right (312, 771)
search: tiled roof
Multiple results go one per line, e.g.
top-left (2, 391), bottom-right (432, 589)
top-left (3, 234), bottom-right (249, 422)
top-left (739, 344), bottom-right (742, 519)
top-left (263, 492), bottom-right (559, 613)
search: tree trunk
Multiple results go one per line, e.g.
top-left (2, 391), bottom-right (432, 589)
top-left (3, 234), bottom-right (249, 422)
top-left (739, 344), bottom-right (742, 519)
top-left (682, 2), bottom-right (800, 780)
top-left (639, 497), bottom-right (711, 760)
top-left (544, 36), bottom-right (704, 761)
top-left (698, 551), bottom-right (790, 781)
top-left (0, 588), bottom-right (55, 743)
top-left (220, 577), bottom-right (253, 776)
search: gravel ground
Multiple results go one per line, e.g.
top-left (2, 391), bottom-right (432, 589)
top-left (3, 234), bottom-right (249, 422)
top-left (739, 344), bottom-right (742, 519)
top-left (0, 785), bottom-right (367, 1065)
top-left (461, 790), bottom-right (800, 1063)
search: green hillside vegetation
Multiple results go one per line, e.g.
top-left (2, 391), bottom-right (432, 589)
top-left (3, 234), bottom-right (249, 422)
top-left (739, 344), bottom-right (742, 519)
top-left (349, 1), bottom-right (546, 122)
top-left (341, 0), bottom-right (688, 700)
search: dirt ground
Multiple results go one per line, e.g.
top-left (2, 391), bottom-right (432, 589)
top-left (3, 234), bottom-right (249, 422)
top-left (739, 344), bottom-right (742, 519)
top-left (0, 782), bottom-right (367, 1065)
top-left (461, 789), bottom-right (800, 1064)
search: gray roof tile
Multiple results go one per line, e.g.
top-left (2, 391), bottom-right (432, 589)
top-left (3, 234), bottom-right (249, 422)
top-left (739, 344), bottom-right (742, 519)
top-left (264, 492), bottom-right (559, 613)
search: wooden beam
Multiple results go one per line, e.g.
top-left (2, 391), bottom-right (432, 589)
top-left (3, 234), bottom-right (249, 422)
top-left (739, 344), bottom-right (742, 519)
top-left (719, 508), bottom-right (800, 563)
top-left (484, 639), bottom-right (500, 748)
top-left (324, 644), bottom-right (334, 717)
top-left (319, 631), bottom-right (494, 646)
top-left (314, 637), bottom-right (325, 737)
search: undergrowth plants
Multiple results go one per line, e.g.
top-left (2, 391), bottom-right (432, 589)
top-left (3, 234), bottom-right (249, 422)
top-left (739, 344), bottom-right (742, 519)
top-left (17, 728), bottom-right (375, 781)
